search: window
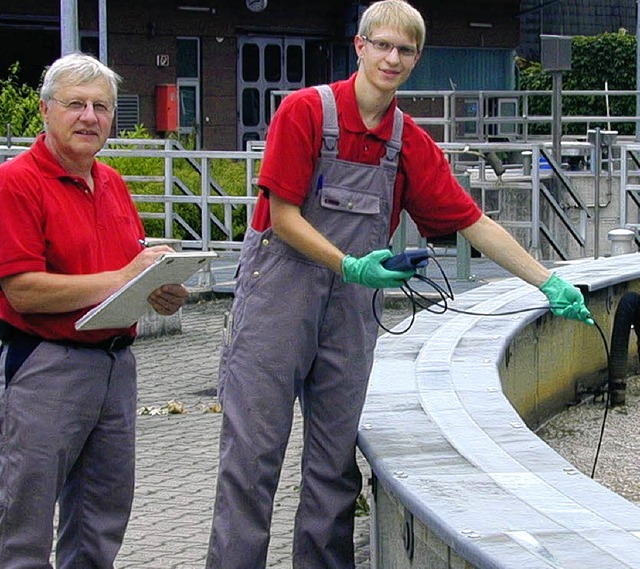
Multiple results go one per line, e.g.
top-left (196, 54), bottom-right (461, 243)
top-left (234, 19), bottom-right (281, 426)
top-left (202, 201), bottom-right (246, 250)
top-left (242, 88), bottom-right (260, 127)
top-left (264, 44), bottom-right (281, 82)
top-left (242, 44), bottom-right (260, 82)
top-left (177, 38), bottom-right (199, 78)
top-left (286, 45), bottom-right (303, 82)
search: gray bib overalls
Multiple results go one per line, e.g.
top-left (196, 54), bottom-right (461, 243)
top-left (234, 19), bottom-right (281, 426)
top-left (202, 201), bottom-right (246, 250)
top-left (208, 85), bottom-right (403, 568)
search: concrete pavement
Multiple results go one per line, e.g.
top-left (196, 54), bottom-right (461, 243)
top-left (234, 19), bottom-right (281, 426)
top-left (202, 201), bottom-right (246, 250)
top-left (117, 297), bottom-right (404, 568)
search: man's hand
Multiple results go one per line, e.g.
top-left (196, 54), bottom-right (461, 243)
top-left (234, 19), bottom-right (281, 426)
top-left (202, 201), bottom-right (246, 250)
top-left (342, 249), bottom-right (414, 289)
top-left (119, 245), bottom-right (175, 284)
top-left (540, 273), bottom-right (594, 325)
top-left (148, 284), bottom-right (189, 315)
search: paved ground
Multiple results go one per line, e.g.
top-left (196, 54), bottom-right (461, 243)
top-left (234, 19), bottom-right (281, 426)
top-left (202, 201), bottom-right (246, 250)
top-left (116, 297), bottom-right (414, 568)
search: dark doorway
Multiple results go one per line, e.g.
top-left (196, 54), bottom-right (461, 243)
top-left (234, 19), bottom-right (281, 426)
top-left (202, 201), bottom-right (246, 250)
top-left (0, 24), bottom-right (59, 89)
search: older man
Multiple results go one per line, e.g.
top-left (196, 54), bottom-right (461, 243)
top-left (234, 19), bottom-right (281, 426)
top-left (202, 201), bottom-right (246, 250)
top-left (0, 53), bottom-right (187, 567)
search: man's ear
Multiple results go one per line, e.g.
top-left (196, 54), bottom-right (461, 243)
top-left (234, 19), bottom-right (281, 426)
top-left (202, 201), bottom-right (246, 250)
top-left (354, 35), bottom-right (366, 60)
top-left (39, 99), bottom-right (49, 122)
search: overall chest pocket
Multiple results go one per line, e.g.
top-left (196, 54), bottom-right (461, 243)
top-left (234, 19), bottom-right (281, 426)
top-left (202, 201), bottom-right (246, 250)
top-left (320, 186), bottom-right (380, 215)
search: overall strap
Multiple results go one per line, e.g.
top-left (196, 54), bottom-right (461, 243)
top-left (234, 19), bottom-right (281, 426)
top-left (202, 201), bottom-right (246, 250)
top-left (314, 85), bottom-right (339, 159)
top-left (380, 106), bottom-right (404, 169)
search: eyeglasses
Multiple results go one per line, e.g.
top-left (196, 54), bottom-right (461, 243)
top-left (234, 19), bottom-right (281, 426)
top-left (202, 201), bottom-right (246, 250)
top-left (361, 35), bottom-right (419, 58)
top-left (50, 98), bottom-right (116, 116)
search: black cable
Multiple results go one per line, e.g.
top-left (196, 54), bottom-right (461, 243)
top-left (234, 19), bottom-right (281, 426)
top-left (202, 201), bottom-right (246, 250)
top-left (372, 254), bottom-right (613, 479)
top-left (590, 319), bottom-right (611, 479)
top-left (373, 254), bottom-right (556, 334)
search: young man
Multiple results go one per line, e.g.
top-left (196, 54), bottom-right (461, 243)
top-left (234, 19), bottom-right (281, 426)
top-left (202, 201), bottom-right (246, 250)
top-left (207, 1), bottom-right (591, 567)
top-left (0, 53), bottom-right (187, 567)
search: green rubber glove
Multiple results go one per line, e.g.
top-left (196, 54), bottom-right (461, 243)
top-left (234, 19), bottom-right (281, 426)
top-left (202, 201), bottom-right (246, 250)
top-left (342, 249), bottom-right (415, 289)
top-left (539, 273), bottom-right (594, 325)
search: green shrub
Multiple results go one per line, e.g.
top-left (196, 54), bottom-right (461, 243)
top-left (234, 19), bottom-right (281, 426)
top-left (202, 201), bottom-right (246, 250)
top-left (0, 62), bottom-right (42, 137)
top-left (517, 30), bottom-right (637, 135)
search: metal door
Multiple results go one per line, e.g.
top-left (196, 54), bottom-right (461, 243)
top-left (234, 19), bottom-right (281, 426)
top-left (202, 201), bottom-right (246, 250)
top-left (237, 36), bottom-right (305, 149)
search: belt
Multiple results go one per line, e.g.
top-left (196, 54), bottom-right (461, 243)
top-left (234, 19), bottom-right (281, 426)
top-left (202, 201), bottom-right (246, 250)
top-left (0, 321), bottom-right (134, 353)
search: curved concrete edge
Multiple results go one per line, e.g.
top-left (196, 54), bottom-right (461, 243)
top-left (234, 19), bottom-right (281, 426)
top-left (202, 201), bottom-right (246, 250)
top-left (359, 253), bottom-right (640, 569)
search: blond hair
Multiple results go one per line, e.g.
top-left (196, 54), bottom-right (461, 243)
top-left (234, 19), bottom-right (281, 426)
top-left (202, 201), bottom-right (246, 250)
top-left (358, 0), bottom-right (426, 52)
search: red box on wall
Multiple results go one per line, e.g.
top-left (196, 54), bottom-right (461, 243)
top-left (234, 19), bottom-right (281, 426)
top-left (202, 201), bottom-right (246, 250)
top-left (155, 84), bottom-right (178, 132)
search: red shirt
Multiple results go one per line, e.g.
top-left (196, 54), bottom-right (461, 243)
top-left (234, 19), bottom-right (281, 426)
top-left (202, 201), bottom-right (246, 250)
top-left (254, 73), bottom-right (482, 238)
top-left (0, 134), bottom-right (145, 342)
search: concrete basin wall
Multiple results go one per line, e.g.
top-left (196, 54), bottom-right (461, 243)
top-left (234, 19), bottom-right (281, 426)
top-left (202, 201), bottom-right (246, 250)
top-left (358, 253), bottom-right (640, 568)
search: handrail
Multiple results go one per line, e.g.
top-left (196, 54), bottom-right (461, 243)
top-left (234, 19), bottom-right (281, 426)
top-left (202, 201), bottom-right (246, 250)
top-left (270, 88), bottom-right (640, 143)
top-left (0, 138), bottom-right (604, 260)
top-left (619, 143), bottom-right (640, 234)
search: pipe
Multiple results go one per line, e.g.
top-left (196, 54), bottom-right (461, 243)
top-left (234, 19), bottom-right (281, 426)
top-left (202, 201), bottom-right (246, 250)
top-left (609, 292), bottom-right (640, 407)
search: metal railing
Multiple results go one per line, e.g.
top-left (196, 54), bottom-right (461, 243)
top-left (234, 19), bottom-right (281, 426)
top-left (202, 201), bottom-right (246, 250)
top-left (0, 137), bottom-right (263, 251)
top-left (270, 88), bottom-right (640, 143)
top-left (0, 136), bottom-right (607, 261)
top-left (618, 143), bottom-right (640, 236)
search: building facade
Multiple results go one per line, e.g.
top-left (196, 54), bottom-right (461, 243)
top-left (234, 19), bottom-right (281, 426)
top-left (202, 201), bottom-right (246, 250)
top-left (518, 0), bottom-right (637, 60)
top-left (1, 0), bottom-right (522, 149)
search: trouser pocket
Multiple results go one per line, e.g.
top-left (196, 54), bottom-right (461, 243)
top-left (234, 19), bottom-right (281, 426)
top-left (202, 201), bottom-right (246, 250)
top-left (4, 336), bottom-right (42, 387)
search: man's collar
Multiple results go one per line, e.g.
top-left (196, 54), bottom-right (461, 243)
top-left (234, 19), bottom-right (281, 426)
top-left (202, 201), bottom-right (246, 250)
top-left (338, 73), bottom-right (397, 140)
top-left (30, 133), bottom-right (100, 183)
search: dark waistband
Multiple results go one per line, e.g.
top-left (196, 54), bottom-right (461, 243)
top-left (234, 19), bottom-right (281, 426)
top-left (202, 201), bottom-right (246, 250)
top-left (0, 321), bottom-right (134, 353)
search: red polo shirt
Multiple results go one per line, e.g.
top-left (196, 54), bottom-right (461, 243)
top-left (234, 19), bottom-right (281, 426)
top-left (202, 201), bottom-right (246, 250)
top-left (0, 134), bottom-right (144, 342)
top-left (254, 73), bottom-right (482, 238)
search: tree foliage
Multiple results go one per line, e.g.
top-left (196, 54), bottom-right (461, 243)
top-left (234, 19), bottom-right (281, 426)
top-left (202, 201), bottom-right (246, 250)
top-left (517, 29), bottom-right (637, 135)
top-left (0, 62), bottom-right (42, 137)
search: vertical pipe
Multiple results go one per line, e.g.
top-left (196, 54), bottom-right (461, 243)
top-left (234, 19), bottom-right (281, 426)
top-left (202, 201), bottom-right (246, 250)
top-left (531, 145), bottom-right (541, 256)
top-left (98, 0), bottom-right (108, 64)
top-left (60, 0), bottom-right (79, 55)
top-left (552, 71), bottom-right (562, 164)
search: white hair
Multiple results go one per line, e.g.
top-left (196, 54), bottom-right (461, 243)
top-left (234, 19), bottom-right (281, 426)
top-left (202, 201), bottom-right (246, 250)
top-left (40, 53), bottom-right (121, 103)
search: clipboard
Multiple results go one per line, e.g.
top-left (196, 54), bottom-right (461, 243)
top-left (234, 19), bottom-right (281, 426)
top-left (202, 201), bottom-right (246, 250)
top-left (75, 251), bottom-right (217, 331)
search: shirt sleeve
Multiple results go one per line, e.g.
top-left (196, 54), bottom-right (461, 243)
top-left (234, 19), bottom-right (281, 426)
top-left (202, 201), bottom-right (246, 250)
top-left (257, 89), bottom-right (323, 207)
top-left (0, 162), bottom-right (48, 278)
top-left (399, 118), bottom-right (482, 238)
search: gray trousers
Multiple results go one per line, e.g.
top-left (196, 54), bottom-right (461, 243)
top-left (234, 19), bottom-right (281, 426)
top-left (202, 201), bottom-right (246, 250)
top-left (208, 231), bottom-right (380, 568)
top-left (0, 340), bottom-right (136, 569)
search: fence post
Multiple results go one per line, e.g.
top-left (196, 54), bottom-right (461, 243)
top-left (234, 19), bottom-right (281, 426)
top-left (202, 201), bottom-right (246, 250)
top-left (164, 139), bottom-right (173, 238)
top-left (530, 145), bottom-right (542, 259)
top-left (201, 157), bottom-right (211, 250)
top-left (391, 211), bottom-right (408, 254)
top-left (455, 174), bottom-right (471, 280)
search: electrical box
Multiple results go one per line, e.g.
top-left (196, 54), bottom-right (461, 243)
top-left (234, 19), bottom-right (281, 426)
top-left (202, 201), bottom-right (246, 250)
top-left (155, 84), bottom-right (178, 132)
top-left (541, 35), bottom-right (572, 71)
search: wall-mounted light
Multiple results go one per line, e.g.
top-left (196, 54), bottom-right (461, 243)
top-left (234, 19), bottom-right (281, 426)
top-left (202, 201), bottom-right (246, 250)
top-left (469, 22), bottom-right (493, 29)
top-left (178, 5), bottom-right (212, 12)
